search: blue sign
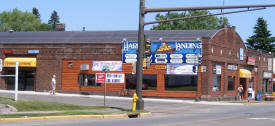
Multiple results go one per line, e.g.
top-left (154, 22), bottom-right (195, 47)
top-left (28, 50), bottom-right (40, 54)
top-left (122, 41), bottom-right (201, 64)
top-left (122, 42), bottom-right (138, 63)
top-left (152, 41), bottom-right (201, 64)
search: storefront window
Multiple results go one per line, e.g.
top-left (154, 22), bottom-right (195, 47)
top-left (262, 79), bottom-right (272, 94)
top-left (125, 74), bottom-right (157, 90)
top-left (227, 76), bottom-right (235, 91)
top-left (78, 74), bottom-right (101, 87)
top-left (165, 75), bottom-right (197, 91)
top-left (212, 75), bottom-right (221, 92)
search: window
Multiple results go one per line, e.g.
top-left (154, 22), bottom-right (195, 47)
top-left (125, 74), bottom-right (157, 90)
top-left (165, 75), bottom-right (197, 91)
top-left (78, 74), bottom-right (101, 87)
top-left (212, 75), bottom-right (221, 92)
top-left (227, 76), bottom-right (235, 91)
top-left (212, 64), bottom-right (221, 92)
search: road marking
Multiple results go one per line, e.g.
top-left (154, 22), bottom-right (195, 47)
top-left (154, 116), bottom-right (240, 126)
top-left (249, 118), bottom-right (275, 121)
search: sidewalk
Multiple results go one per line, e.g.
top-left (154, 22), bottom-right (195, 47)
top-left (0, 90), bottom-right (244, 106)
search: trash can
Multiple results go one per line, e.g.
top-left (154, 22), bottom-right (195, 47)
top-left (256, 90), bottom-right (262, 101)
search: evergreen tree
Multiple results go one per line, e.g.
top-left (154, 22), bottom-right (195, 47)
top-left (48, 10), bottom-right (60, 30)
top-left (32, 8), bottom-right (40, 19)
top-left (151, 10), bottom-right (230, 30)
top-left (246, 17), bottom-right (275, 53)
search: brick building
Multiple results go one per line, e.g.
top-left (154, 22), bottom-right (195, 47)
top-left (0, 27), bottom-right (273, 99)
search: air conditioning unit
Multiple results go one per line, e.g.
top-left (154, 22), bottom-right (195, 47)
top-left (80, 64), bottom-right (89, 70)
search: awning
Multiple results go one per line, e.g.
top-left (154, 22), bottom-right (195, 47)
top-left (239, 69), bottom-right (251, 78)
top-left (4, 57), bottom-right (36, 67)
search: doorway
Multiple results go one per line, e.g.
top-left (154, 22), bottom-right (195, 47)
top-left (7, 69), bottom-right (35, 91)
top-left (240, 78), bottom-right (247, 99)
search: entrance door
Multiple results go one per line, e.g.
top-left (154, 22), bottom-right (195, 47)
top-left (240, 78), bottom-right (247, 99)
top-left (7, 69), bottom-right (35, 91)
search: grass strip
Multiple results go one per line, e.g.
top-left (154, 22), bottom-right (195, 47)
top-left (0, 96), bottom-right (106, 111)
top-left (0, 111), bottom-right (107, 118)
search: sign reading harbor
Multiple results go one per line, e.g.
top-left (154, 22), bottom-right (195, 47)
top-left (122, 41), bottom-right (201, 64)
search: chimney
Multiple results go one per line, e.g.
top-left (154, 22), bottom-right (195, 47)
top-left (55, 23), bottom-right (65, 31)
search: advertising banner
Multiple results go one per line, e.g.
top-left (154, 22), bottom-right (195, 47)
top-left (122, 42), bottom-right (138, 64)
top-left (122, 41), bottom-right (201, 64)
top-left (247, 57), bottom-right (255, 65)
top-left (92, 61), bottom-right (122, 71)
top-left (167, 64), bottom-right (197, 75)
top-left (106, 73), bottom-right (125, 83)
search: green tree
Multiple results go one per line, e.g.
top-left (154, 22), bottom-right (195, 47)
top-left (246, 17), bottom-right (275, 53)
top-left (32, 8), bottom-right (41, 19)
top-left (151, 10), bottom-right (230, 30)
top-left (48, 10), bottom-right (60, 30)
top-left (39, 23), bottom-right (51, 31)
top-left (0, 8), bottom-right (41, 31)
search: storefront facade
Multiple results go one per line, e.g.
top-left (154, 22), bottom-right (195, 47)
top-left (0, 27), bottom-right (272, 99)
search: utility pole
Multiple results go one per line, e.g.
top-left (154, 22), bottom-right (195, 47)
top-left (136, 0), bottom-right (145, 110)
top-left (136, 0), bottom-right (275, 110)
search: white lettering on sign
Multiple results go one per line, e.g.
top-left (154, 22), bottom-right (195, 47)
top-left (123, 42), bottom-right (138, 51)
top-left (155, 54), bottom-right (167, 58)
top-left (155, 58), bottom-right (167, 64)
top-left (125, 59), bottom-right (137, 64)
top-left (170, 59), bottom-right (183, 64)
top-left (176, 42), bottom-right (201, 50)
top-left (170, 54), bottom-right (183, 58)
top-left (125, 54), bottom-right (137, 59)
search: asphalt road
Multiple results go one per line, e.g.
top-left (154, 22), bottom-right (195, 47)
top-left (1, 91), bottom-right (275, 126)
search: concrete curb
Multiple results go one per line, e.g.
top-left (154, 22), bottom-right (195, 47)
top-left (243, 102), bottom-right (274, 105)
top-left (0, 114), bottom-right (126, 122)
top-left (0, 112), bottom-right (152, 122)
top-left (139, 112), bottom-right (152, 117)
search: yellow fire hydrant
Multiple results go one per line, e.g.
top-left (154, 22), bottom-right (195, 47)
top-left (132, 93), bottom-right (139, 112)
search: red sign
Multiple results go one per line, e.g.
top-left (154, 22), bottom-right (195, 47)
top-left (247, 57), bottom-right (255, 65)
top-left (96, 73), bottom-right (105, 83)
top-left (2, 50), bottom-right (13, 54)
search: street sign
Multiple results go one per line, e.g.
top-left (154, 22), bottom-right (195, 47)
top-left (102, 65), bottom-right (110, 72)
top-left (96, 73), bottom-right (106, 83)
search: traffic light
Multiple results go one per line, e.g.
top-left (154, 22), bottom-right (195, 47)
top-left (142, 58), bottom-right (147, 68)
top-left (144, 38), bottom-right (152, 57)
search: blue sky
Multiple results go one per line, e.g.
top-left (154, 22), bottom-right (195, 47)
top-left (1, 0), bottom-right (275, 42)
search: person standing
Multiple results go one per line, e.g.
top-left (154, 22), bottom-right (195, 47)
top-left (247, 86), bottom-right (253, 102)
top-left (50, 75), bottom-right (56, 95)
top-left (238, 85), bottom-right (244, 101)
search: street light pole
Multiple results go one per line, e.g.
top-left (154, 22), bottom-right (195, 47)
top-left (136, 0), bottom-right (145, 110)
